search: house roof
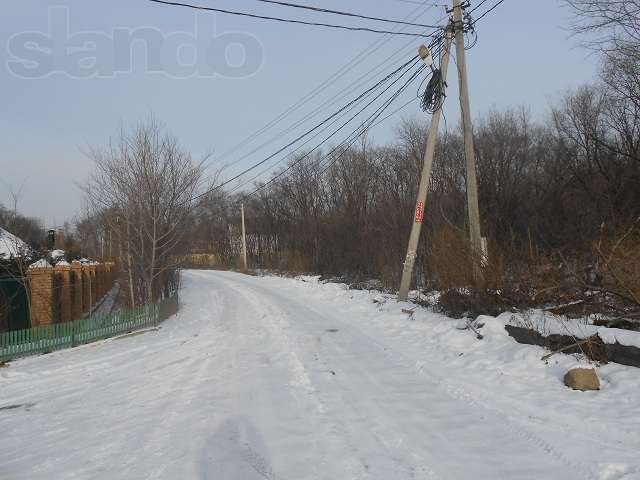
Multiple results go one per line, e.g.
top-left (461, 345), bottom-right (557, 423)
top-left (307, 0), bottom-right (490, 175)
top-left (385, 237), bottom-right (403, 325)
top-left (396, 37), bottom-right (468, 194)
top-left (0, 227), bottom-right (29, 260)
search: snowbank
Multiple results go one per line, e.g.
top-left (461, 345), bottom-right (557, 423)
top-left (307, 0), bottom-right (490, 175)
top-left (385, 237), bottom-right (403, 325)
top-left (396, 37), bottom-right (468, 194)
top-left (506, 310), bottom-right (640, 349)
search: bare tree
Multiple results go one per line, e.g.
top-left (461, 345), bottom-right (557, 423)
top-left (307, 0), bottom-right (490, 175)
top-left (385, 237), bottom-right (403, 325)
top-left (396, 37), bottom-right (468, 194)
top-left (84, 118), bottom-right (203, 306)
top-left (565, 0), bottom-right (640, 58)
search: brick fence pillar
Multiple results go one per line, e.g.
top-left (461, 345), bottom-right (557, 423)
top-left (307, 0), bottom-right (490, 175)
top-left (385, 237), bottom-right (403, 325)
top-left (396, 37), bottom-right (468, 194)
top-left (54, 262), bottom-right (72, 323)
top-left (71, 261), bottom-right (83, 320)
top-left (28, 260), bottom-right (54, 327)
top-left (82, 264), bottom-right (91, 314)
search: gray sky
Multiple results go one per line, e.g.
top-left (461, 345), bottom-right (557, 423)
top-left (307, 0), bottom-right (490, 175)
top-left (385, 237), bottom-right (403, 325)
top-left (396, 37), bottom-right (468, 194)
top-left (0, 0), bottom-right (598, 227)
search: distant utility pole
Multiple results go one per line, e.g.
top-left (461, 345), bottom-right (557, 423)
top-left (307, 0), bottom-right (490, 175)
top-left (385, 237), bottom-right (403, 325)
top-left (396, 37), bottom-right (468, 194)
top-left (453, 0), bottom-right (483, 282)
top-left (398, 29), bottom-right (454, 302)
top-left (241, 203), bottom-right (248, 271)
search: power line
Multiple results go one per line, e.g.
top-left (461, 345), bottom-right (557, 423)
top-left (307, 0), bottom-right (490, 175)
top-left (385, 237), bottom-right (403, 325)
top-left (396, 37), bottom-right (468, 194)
top-left (234, 57), bottom-right (434, 199)
top-left (368, 96), bottom-right (418, 128)
top-left (389, 0), bottom-right (448, 6)
top-left (252, 0), bottom-right (441, 28)
top-left (201, 0), bottom-right (512, 202)
top-left (244, 63), bottom-right (429, 199)
top-left (315, 68), bottom-right (426, 176)
top-left (217, 28), bottom-right (446, 176)
top-left (210, 2), bottom-right (444, 168)
top-left (224, 38), bottom-right (447, 194)
top-left (468, 0), bottom-right (490, 14)
top-left (193, 7), bottom-right (447, 198)
top-left (223, 36), bottom-right (447, 197)
top-left (147, 0), bottom-right (431, 37)
top-left (231, 57), bottom-right (423, 195)
top-left (225, 72), bottom-right (400, 195)
top-left (224, 69), bottom-right (408, 195)
top-left (204, 1), bottom-right (508, 202)
top-left (226, 58), bottom-right (430, 196)
top-left (191, 56), bottom-right (421, 202)
top-left (472, 0), bottom-right (507, 23)
top-left (204, 0), bottom-right (513, 202)
top-left (243, 63), bottom-right (427, 197)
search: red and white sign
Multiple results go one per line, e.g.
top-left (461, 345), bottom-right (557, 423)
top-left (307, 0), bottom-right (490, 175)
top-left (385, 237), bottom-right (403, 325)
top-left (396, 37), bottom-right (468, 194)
top-left (415, 202), bottom-right (424, 223)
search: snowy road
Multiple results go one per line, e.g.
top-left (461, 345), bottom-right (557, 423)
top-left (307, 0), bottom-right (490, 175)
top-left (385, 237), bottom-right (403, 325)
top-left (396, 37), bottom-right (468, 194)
top-left (1, 270), bottom-right (639, 479)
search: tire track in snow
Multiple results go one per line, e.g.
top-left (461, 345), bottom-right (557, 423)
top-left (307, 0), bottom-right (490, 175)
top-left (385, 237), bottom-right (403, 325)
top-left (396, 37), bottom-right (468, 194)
top-left (217, 275), bottom-right (373, 480)
top-left (184, 271), bottom-right (373, 479)
top-left (307, 298), bottom-right (599, 479)
top-left (225, 272), bottom-right (596, 480)
top-left (217, 275), bottom-right (446, 480)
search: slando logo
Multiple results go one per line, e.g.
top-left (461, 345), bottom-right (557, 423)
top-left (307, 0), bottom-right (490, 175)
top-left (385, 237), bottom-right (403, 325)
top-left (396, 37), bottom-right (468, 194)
top-left (6, 6), bottom-right (265, 79)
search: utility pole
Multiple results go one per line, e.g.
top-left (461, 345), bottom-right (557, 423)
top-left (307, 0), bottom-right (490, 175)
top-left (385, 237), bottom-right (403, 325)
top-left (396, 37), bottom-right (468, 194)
top-left (453, 0), bottom-right (483, 282)
top-left (241, 203), bottom-right (248, 271)
top-left (398, 29), bottom-right (454, 302)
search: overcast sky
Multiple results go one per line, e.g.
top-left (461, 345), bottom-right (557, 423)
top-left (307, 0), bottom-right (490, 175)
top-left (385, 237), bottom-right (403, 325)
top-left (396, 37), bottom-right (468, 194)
top-left (0, 0), bottom-right (598, 228)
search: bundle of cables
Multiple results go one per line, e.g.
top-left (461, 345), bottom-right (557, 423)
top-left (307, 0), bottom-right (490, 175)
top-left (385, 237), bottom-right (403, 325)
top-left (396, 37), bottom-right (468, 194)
top-left (420, 67), bottom-right (445, 114)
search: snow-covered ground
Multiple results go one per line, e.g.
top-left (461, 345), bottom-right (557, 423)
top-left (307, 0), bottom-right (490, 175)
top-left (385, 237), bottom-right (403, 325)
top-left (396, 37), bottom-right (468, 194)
top-left (1, 270), bottom-right (639, 480)
top-left (91, 281), bottom-right (121, 317)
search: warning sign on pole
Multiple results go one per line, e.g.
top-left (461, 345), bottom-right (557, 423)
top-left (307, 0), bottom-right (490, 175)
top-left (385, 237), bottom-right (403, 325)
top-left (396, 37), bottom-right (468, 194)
top-left (415, 202), bottom-right (424, 223)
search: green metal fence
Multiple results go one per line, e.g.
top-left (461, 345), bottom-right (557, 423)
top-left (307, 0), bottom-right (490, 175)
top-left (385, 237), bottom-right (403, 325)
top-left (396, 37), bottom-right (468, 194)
top-left (0, 295), bottom-right (178, 362)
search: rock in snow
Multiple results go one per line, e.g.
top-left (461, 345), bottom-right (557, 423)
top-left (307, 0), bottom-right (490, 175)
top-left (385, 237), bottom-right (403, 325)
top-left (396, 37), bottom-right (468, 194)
top-left (564, 367), bottom-right (600, 391)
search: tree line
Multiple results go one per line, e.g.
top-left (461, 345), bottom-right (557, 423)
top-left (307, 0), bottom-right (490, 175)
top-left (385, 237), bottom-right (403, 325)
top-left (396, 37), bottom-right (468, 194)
top-left (75, 0), bottom-right (639, 316)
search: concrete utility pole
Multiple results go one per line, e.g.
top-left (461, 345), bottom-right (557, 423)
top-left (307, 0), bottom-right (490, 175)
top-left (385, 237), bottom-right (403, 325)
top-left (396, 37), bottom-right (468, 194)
top-left (398, 30), bottom-right (454, 302)
top-left (241, 203), bottom-right (248, 271)
top-left (453, 0), bottom-right (483, 282)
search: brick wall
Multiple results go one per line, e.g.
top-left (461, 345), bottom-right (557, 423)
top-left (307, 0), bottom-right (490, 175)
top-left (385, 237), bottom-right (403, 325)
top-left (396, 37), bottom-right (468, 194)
top-left (28, 259), bottom-right (117, 327)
